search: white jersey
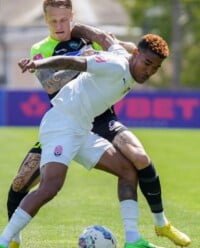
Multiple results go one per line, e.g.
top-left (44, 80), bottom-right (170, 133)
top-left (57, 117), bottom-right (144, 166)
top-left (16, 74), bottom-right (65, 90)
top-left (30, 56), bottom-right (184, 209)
top-left (50, 44), bottom-right (134, 130)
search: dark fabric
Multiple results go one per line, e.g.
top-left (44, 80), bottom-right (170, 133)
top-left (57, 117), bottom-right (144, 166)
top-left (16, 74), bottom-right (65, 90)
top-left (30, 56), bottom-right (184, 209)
top-left (28, 141), bottom-right (42, 154)
top-left (92, 116), bottom-right (127, 142)
top-left (138, 164), bottom-right (163, 213)
top-left (52, 38), bottom-right (88, 56)
top-left (7, 187), bottom-right (28, 219)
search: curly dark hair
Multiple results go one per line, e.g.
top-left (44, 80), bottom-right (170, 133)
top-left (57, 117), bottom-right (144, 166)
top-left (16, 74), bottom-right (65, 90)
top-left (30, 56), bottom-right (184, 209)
top-left (43, 0), bottom-right (72, 13)
top-left (138, 34), bottom-right (169, 59)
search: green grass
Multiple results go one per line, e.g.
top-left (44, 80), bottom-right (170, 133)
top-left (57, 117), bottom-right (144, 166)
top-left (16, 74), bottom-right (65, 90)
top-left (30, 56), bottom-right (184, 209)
top-left (0, 127), bottom-right (199, 248)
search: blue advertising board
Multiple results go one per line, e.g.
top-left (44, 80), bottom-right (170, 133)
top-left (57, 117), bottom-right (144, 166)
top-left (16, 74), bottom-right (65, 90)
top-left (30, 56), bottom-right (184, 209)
top-left (6, 91), bottom-right (50, 126)
top-left (115, 91), bottom-right (200, 128)
top-left (1, 90), bottom-right (200, 128)
top-left (0, 90), bottom-right (6, 126)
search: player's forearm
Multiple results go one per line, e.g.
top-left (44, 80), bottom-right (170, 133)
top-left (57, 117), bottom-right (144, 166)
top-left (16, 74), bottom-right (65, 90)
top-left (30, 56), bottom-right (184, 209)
top-left (72, 23), bottom-right (117, 50)
top-left (36, 69), bottom-right (80, 94)
top-left (34, 56), bottom-right (86, 71)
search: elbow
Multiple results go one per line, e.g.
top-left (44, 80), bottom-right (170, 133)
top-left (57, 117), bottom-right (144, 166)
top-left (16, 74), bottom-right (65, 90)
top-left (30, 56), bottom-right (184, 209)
top-left (96, 32), bottom-right (115, 50)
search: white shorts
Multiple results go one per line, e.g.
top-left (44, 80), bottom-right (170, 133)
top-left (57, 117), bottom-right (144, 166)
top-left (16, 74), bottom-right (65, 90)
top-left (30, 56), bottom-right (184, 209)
top-left (74, 131), bottom-right (112, 169)
top-left (40, 130), bottom-right (112, 170)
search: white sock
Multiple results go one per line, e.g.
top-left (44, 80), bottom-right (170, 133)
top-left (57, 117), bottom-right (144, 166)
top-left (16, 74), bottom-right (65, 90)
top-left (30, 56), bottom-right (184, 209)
top-left (120, 199), bottom-right (141, 243)
top-left (0, 236), bottom-right (9, 246)
top-left (1, 207), bottom-right (32, 244)
top-left (153, 212), bottom-right (169, 227)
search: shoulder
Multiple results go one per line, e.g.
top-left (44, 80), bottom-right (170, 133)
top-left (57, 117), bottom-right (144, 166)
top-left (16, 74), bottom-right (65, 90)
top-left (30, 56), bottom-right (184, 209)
top-left (106, 51), bottom-right (128, 68)
top-left (31, 37), bottom-right (48, 54)
top-left (108, 44), bottom-right (128, 56)
top-left (87, 52), bottom-right (128, 77)
top-left (30, 37), bottom-right (58, 59)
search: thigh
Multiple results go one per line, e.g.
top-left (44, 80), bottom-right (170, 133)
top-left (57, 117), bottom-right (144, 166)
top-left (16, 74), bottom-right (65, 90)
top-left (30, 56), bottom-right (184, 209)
top-left (12, 142), bottom-right (41, 192)
top-left (20, 162), bottom-right (68, 216)
top-left (74, 132), bottom-right (112, 170)
top-left (112, 129), bottom-right (150, 167)
top-left (75, 131), bottom-right (137, 183)
top-left (95, 145), bottom-right (138, 184)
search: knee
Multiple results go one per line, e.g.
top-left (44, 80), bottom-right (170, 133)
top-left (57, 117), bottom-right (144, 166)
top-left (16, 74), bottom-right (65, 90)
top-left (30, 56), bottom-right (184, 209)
top-left (12, 173), bottom-right (40, 192)
top-left (133, 150), bottom-right (151, 169)
top-left (37, 184), bottom-right (61, 203)
top-left (12, 153), bottom-right (41, 192)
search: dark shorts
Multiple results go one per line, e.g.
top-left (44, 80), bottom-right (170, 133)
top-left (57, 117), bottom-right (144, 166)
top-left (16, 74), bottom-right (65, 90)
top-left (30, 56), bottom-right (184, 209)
top-left (92, 118), bottom-right (127, 143)
top-left (29, 141), bottom-right (42, 154)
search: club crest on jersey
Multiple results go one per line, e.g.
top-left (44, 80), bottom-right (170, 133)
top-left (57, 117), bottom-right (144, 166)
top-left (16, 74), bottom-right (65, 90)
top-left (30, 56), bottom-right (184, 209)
top-left (33, 54), bottom-right (43, 60)
top-left (95, 55), bottom-right (108, 63)
top-left (109, 120), bottom-right (122, 132)
top-left (54, 145), bottom-right (63, 156)
top-left (108, 120), bottom-right (116, 131)
top-left (69, 40), bottom-right (81, 49)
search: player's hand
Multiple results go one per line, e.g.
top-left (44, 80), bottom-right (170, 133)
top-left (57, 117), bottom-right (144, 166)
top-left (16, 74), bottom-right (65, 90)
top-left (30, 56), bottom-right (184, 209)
top-left (18, 58), bottom-right (36, 73)
top-left (108, 32), bottom-right (117, 40)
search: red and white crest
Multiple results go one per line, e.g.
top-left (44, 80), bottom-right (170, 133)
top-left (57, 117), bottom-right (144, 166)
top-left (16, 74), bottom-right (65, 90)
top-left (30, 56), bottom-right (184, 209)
top-left (94, 55), bottom-right (108, 63)
top-left (54, 145), bottom-right (63, 156)
top-left (33, 53), bottom-right (43, 60)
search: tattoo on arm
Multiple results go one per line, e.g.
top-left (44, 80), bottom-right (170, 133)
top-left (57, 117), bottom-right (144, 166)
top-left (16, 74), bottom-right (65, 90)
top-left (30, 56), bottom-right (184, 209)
top-left (35, 56), bottom-right (87, 71)
top-left (34, 56), bottom-right (86, 94)
top-left (36, 69), bottom-right (80, 94)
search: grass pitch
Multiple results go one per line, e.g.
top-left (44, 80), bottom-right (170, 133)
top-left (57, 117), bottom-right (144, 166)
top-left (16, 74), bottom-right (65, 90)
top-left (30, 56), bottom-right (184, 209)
top-left (0, 127), bottom-right (199, 247)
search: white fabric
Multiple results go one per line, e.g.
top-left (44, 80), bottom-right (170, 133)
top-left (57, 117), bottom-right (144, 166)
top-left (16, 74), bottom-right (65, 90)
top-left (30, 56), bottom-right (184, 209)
top-left (40, 108), bottom-right (112, 168)
top-left (50, 45), bottom-right (134, 129)
top-left (74, 131), bottom-right (112, 169)
top-left (1, 208), bottom-right (31, 244)
top-left (40, 45), bottom-right (134, 168)
top-left (120, 199), bottom-right (140, 243)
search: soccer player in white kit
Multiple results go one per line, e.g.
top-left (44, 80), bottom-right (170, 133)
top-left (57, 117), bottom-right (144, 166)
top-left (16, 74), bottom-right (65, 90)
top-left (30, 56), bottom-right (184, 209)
top-left (38, 45), bottom-right (136, 167)
top-left (0, 25), bottom-right (187, 248)
top-left (6, 3), bottom-right (191, 247)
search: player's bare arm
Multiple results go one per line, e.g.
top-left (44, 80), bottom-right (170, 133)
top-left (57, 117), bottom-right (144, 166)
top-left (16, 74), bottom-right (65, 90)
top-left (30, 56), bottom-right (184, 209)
top-left (35, 69), bottom-right (79, 94)
top-left (72, 23), bottom-right (137, 53)
top-left (18, 56), bottom-right (87, 74)
top-left (72, 23), bottom-right (117, 50)
top-left (30, 25), bottom-right (136, 95)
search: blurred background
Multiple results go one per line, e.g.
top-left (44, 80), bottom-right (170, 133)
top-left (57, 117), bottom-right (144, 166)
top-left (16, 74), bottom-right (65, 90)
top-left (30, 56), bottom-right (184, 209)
top-left (0, 0), bottom-right (200, 127)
